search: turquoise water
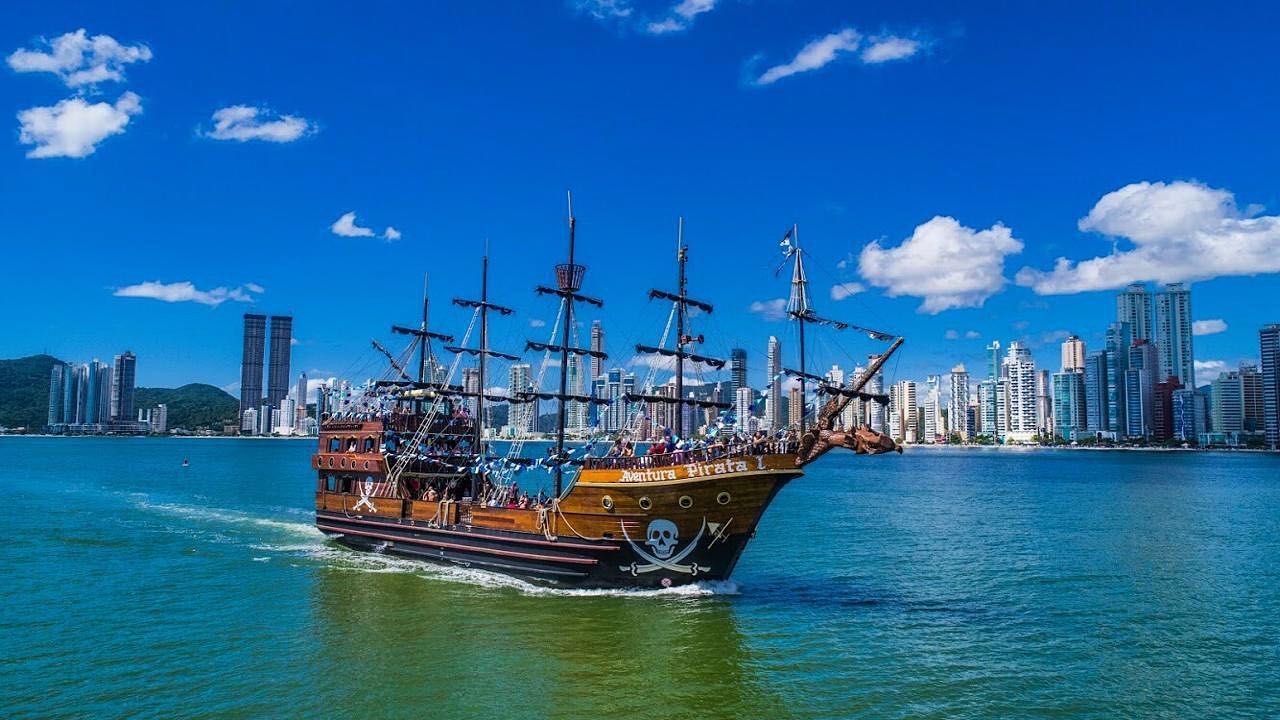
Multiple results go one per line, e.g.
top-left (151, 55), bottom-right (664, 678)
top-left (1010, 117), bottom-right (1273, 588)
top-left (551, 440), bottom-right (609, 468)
top-left (2, 438), bottom-right (1278, 719)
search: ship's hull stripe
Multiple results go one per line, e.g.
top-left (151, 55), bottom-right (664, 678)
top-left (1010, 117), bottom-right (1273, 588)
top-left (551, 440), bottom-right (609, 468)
top-left (316, 523), bottom-right (599, 566)
top-left (316, 511), bottom-right (619, 552)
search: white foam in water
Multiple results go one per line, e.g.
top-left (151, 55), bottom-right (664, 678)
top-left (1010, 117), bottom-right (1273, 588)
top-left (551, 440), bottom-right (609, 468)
top-left (133, 495), bottom-right (738, 598)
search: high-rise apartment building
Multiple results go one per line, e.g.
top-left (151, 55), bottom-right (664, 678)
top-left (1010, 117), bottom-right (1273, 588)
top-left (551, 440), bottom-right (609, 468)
top-left (1172, 388), bottom-right (1207, 442)
top-left (1084, 351), bottom-right (1109, 434)
top-left (508, 363), bottom-right (535, 434)
top-left (240, 313), bottom-right (266, 418)
top-left (1061, 335), bottom-right (1086, 372)
top-left (734, 387), bottom-right (754, 432)
top-left (923, 375), bottom-right (941, 442)
top-left (1260, 324), bottom-right (1280, 449)
top-left (1239, 362), bottom-right (1264, 433)
top-left (266, 315), bottom-right (293, 410)
top-left (47, 363), bottom-right (65, 427)
top-left (729, 348), bottom-right (747, 395)
top-left (1155, 283), bottom-right (1194, 385)
top-left (787, 385), bottom-right (804, 431)
top-left (843, 366), bottom-right (866, 430)
top-left (864, 356), bottom-right (885, 432)
top-left (986, 341), bottom-right (1002, 380)
top-left (110, 351), bottom-right (136, 421)
top-left (1036, 369), bottom-right (1053, 437)
top-left (1052, 370), bottom-right (1086, 440)
top-left (1104, 322), bottom-right (1131, 436)
top-left (949, 365), bottom-right (970, 441)
top-left (1116, 283), bottom-right (1154, 342)
top-left (1002, 341), bottom-right (1038, 442)
top-left (589, 320), bottom-right (605, 381)
top-left (462, 367), bottom-right (481, 416)
top-left (1211, 370), bottom-right (1244, 434)
top-left (1127, 340), bottom-right (1158, 438)
top-left (766, 336), bottom-right (782, 432)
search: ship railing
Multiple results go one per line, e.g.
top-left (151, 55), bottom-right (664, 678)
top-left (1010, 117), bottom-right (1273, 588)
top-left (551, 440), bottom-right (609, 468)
top-left (581, 440), bottom-right (798, 470)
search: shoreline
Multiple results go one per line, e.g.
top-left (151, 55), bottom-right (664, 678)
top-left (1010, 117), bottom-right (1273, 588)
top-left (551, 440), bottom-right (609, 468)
top-left (904, 442), bottom-right (1276, 454)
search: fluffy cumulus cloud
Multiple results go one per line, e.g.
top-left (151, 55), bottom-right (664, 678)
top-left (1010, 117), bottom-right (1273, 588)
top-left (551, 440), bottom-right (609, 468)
top-left (529, 318), bottom-right (547, 328)
top-left (646, 0), bottom-right (717, 34)
top-left (17, 91), bottom-right (142, 158)
top-left (1193, 318), bottom-right (1228, 336)
top-left (754, 28), bottom-right (926, 85)
top-left (330, 211), bottom-right (375, 238)
top-left (1016, 181), bottom-right (1280, 294)
top-left (965, 330), bottom-right (981, 339)
top-left (382, 226), bottom-right (402, 241)
top-left (858, 216), bottom-right (1025, 313)
top-left (860, 36), bottom-right (922, 63)
top-left (203, 105), bottom-right (315, 143)
top-left (113, 280), bottom-right (261, 307)
top-left (748, 298), bottom-right (787, 321)
top-left (576, 0), bottom-right (633, 21)
top-left (830, 282), bottom-right (864, 301)
top-left (7, 29), bottom-right (151, 87)
top-left (1194, 359), bottom-right (1227, 387)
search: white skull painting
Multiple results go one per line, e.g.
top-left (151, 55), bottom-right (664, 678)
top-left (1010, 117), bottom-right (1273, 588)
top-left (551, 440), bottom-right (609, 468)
top-left (645, 519), bottom-right (678, 559)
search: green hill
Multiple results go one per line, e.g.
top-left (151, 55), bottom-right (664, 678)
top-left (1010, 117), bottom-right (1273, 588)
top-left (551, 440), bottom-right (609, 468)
top-left (0, 355), bottom-right (240, 433)
top-left (135, 384), bottom-right (239, 431)
top-left (0, 354), bottom-right (62, 430)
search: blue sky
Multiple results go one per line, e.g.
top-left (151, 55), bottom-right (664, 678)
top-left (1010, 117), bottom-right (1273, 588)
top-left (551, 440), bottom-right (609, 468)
top-left (4, 1), bottom-right (1279, 396)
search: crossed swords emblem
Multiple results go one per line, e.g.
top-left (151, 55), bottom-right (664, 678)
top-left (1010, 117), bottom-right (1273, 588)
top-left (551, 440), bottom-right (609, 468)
top-left (620, 518), bottom-right (712, 576)
top-left (353, 479), bottom-right (376, 512)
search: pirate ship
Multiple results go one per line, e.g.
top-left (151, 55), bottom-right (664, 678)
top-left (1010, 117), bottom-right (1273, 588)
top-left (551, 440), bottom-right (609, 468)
top-left (313, 201), bottom-right (903, 588)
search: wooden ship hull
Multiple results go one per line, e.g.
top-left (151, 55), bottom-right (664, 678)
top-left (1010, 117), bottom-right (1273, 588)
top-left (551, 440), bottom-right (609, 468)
top-left (313, 419), bottom-right (802, 588)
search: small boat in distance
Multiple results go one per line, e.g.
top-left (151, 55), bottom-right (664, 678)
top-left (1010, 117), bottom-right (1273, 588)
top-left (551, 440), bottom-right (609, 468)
top-left (181, 458), bottom-right (190, 468)
top-left (312, 199), bottom-right (904, 588)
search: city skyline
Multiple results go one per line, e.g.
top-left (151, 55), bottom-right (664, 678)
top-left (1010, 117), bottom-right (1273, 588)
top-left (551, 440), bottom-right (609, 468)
top-left (4, 5), bottom-right (1279, 395)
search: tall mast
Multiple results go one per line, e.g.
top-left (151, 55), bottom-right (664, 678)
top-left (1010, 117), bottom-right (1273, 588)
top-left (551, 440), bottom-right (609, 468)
top-left (477, 255), bottom-right (489, 454)
top-left (418, 274), bottom-right (429, 383)
top-left (554, 194), bottom-right (576, 497)
top-left (789, 224), bottom-right (808, 435)
top-left (674, 218), bottom-right (686, 438)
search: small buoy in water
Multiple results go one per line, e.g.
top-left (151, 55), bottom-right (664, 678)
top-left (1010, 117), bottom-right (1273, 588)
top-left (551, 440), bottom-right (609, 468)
top-left (182, 459), bottom-right (190, 467)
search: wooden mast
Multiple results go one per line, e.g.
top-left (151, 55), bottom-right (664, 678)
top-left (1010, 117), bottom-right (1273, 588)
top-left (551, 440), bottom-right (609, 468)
top-left (674, 218), bottom-right (686, 439)
top-left (791, 224), bottom-right (808, 436)
top-left (477, 255), bottom-right (489, 457)
top-left (554, 194), bottom-right (576, 498)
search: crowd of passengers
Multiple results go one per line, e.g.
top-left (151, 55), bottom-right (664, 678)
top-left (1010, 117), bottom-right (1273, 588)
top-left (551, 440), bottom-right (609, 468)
top-left (594, 428), bottom-right (798, 467)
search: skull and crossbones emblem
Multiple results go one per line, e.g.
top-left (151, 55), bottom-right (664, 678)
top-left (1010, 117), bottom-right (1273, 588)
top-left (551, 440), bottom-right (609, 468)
top-left (621, 518), bottom-right (710, 576)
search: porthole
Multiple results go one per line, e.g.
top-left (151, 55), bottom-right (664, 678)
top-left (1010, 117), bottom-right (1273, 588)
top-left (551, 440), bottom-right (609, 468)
top-left (327, 457), bottom-right (334, 468)
top-left (716, 491), bottom-right (731, 505)
top-left (638, 496), bottom-right (652, 511)
top-left (678, 495), bottom-right (694, 509)
top-left (339, 458), bottom-right (346, 469)
top-left (364, 460), bottom-right (371, 470)
top-left (601, 495), bottom-right (614, 511)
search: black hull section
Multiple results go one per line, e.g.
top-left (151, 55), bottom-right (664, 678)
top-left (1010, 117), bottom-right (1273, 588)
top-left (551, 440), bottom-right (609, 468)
top-left (315, 511), bottom-right (754, 589)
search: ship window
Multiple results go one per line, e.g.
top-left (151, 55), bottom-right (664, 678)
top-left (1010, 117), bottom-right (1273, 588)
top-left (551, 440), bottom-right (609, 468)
top-left (363, 437), bottom-right (376, 452)
top-left (340, 475), bottom-right (355, 493)
top-left (328, 437), bottom-right (340, 452)
top-left (326, 473), bottom-right (337, 492)
top-left (346, 437), bottom-right (358, 452)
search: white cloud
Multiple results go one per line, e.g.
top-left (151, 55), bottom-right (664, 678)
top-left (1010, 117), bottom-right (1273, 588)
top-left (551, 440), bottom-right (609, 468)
top-left (529, 319), bottom-right (547, 328)
top-left (748, 298), bottom-right (787, 321)
top-left (858, 216), bottom-right (1025, 313)
top-left (17, 91), bottom-right (142, 159)
top-left (245, 282), bottom-right (265, 293)
top-left (1016, 181), bottom-right (1280, 294)
top-left (331, 211), bottom-right (375, 238)
top-left (944, 329), bottom-right (960, 340)
top-left (306, 377), bottom-right (338, 403)
top-left (964, 330), bottom-right (981, 339)
top-left (203, 105), bottom-right (315, 143)
top-left (1194, 359), bottom-right (1227, 387)
top-left (1192, 319), bottom-right (1228, 336)
top-left (756, 29), bottom-right (861, 85)
top-left (646, 0), bottom-right (717, 34)
top-left (113, 280), bottom-right (260, 307)
top-left (576, 0), bottom-right (633, 20)
top-left (830, 282), bottom-right (865, 301)
top-left (382, 226), bottom-right (402, 241)
top-left (861, 36), bottom-right (922, 63)
top-left (7, 29), bottom-right (151, 87)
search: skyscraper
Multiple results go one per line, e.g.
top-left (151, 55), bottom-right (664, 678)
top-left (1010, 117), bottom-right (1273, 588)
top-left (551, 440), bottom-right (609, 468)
top-left (986, 341), bottom-right (1001, 380)
top-left (1003, 341), bottom-right (1038, 442)
top-left (1052, 370), bottom-right (1086, 440)
top-left (734, 387), bottom-right (754, 432)
top-left (1155, 283), bottom-right (1194, 385)
top-left (1105, 322), bottom-right (1131, 436)
top-left (462, 367), bottom-right (481, 416)
top-left (1116, 283), bottom-right (1154, 342)
top-left (1261, 324), bottom-right (1280, 449)
top-left (47, 363), bottom-right (65, 427)
top-left (864, 355), bottom-right (885, 432)
top-left (1172, 388), bottom-right (1207, 442)
top-left (589, 320), bottom-right (605, 381)
top-left (1061, 335), bottom-right (1086, 372)
top-left (923, 375), bottom-right (941, 442)
top-left (787, 385), bottom-right (804, 431)
top-left (1127, 340), bottom-right (1158, 439)
top-left (949, 365), bottom-right (970, 441)
top-left (1036, 369), bottom-right (1053, 437)
top-left (1211, 370), bottom-right (1244, 434)
top-left (295, 372), bottom-right (309, 428)
top-left (508, 363), bottom-right (535, 434)
top-left (1084, 351), bottom-right (1109, 434)
top-left (766, 336), bottom-right (782, 432)
top-left (729, 348), bottom-right (747, 395)
top-left (110, 351), bottom-right (136, 422)
top-left (1240, 362), bottom-right (1264, 433)
top-left (266, 315), bottom-right (293, 410)
top-left (240, 313), bottom-right (266, 417)
top-left (843, 366), bottom-right (866, 430)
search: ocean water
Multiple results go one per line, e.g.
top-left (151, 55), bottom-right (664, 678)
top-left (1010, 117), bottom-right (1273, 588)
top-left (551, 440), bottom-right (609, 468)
top-left (2, 437), bottom-right (1278, 719)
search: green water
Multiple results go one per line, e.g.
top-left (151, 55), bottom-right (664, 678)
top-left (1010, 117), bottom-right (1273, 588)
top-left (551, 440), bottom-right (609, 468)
top-left (2, 437), bottom-right (1278, 719)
